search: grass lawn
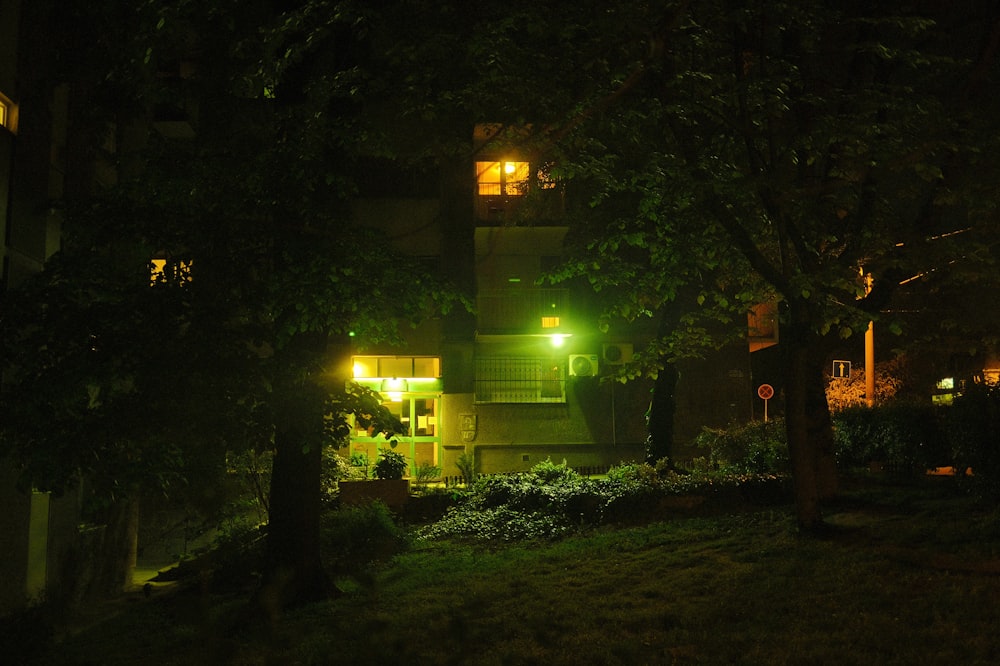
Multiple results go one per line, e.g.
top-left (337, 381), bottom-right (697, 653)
top-left (24, 475), bottom-right (1000, 665)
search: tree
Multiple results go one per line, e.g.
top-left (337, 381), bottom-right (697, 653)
top-left (442, 0), bottom-right (1000, 526)
top-left (542, 1), bottom-right (1000, 528)
top-left (1, 0), bottom-right (464, 609)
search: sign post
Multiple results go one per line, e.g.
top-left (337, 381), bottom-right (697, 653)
top-left (757, 383), bottom-right (774, 422)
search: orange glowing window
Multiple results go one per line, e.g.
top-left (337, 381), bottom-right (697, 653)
top-left (541, 316), bottom-right (560, 328)
top-left (476, 161), bottom-right (530, 196)
top-left (150, 257), bottom-right (193, 286)
top-left (0, 91), bottom-right (18, 133)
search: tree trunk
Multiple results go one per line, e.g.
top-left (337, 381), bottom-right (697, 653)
top-left (782, 302), bottom-right (837, 529)
top-left (258, 335), bottom-right (336, 612)
top-left (806, 357), bottom-right (839, 500)
top-left (645, 363), bottom-right (679, 464)
top-left (645, 304), bottom-right (684, 464)
top-left (261, 409), bottom-right (329, 611)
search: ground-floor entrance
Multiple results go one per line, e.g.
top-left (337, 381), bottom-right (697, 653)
top-left (349, 392), bottom-right (442, 476)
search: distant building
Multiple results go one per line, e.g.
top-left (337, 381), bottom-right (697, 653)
top-left (0, 0), bottom-right (82, 616)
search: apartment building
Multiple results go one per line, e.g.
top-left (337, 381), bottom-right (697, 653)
top-left (346, 123), bottom-right (761, 478)
top-left (0, 0), bottom-right (84, 615)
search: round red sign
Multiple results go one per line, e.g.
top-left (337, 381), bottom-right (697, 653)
top-left (757, 384), bottom-right (774, 400)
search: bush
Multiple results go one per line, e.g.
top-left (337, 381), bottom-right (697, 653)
top-left (416, 457), bottom-right (790, 542)
top-left (348, 452), bottom-right (370, 479)
top-left (455, 452), bottom-right (477, 485)
top-left (373, 448), bottom-right (408, 480)
top-left (320, 502), bottom-right (408, 577)
top-left (946, 384), bottom-right (1000, 497)
top-left (833, 402), bottom-right (948, 471)
top-left (467, 459), bottom-right (601, 520)
top-left (414, 461), bottom-right (442, 485)
top-left (322, 447), bottom-right (360, 505)
top-left (600, 463), bottom-right (662, 522)
top-left (693, 419), bottom-right (789, 474)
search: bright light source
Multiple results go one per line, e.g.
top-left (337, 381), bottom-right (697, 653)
top-left (549, 334), bottom-right (567, 348)
top-left (504, 162), bottom-right (516, 174)
top-left (380, 377), bottom-right (409, 392)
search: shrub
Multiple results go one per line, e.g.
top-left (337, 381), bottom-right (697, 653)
top-left (414, 461), bottom-right (443, 485)
top-left (348, 452), bottom-right (370, 479)
top-left (320, 502), bottom-right (408, 576)
top-left (529, 457), bottom-right (578, 484)
top-left (416, 505), bottom-right (574, 542)
top-left (416, 457), bottom-right (790, 542)
top-left (693, 419), bottom-right (789, 474)
top-left (600, 462), bottom-right (662, 523)
top-left (322, 447), bottom-right (360, 504)
top-left (373, 448), bottom-right (408, 480)
top-left (832, 405), bottom-right (881, 467)
top-left (455, 452), bottom-right (477, 485)
top-left (946, 384), bottom-right (1000, 497)
top-left (825, 354), bottom-right (912, 411)
top-left (833, 402), bottom-right (948, 471)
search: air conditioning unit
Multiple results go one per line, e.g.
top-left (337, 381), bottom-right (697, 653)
top-left (602, 343), bottom-right (634, 365)
top-left (568, 354), bottom-right (599, 377)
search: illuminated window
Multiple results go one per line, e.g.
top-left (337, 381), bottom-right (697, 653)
top-left (352, 356), bottom-right (441, 379)
top-left (936, 377), bottom-right (955, 390)
top-left (0, 91), bottom-right (18, 133)
top-left (474, 356), bottom-right (565, 404)
top-left (476, 161), bottom-right (530, 196)
top-left (150, 256), bottom-right (193, 286)
top-left (541, 316), bottom-right (560, 328)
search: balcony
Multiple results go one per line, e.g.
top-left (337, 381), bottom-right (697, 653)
top-left (476, 288), bottom-right (569, 334)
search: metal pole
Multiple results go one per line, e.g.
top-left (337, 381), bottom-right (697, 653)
top-left (865, 320), bottom-right (875, 407)
top-left (862, 269), bottom-right (875, 407)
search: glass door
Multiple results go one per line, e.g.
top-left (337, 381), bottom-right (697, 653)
top-left (350, 392), bottom-right (441, 477)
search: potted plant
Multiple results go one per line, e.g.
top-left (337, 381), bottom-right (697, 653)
top-left (339, 446), bottom-right (411, 508)
top-left (373, 449), bottom-right (408, 480)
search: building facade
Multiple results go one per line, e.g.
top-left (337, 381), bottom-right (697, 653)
top-left (345, 124), bottom-right (759, 478)
top-left (1, 0), bottom-right (84, 616)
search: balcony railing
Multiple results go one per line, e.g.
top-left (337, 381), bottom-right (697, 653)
top-left (476, 288), bottom-right (568, 334)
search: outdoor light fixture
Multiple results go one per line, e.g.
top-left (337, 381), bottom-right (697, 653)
top-left (549, 334), bottom-right (567, 348)
top-left (380, 377), bottom-right (407, 403)
top-left (380, 377), bottom-right (409, 392)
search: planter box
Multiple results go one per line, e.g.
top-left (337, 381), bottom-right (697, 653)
top-left (338, 479), bottom-right (411, 508)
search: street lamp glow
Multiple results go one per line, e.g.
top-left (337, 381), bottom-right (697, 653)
top-left (549, 334), bottom-right (567, 348)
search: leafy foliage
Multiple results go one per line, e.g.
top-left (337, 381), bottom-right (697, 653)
top-left (455, 452), bottom-right (477, 486)
top-left (320, 502), bottom-right (409, 578)
top-left (694, 419), bottom-right (790, 475)
top-left (832, 403), bottom-right (949, 471)
top-left (416, 458), bottom-right (789, 542)
top-left (373, 449), bottom-right (408, 480)
top-left (945, 384), bottom-right (1000, 498)
top-left (825, 355), bottom-right (918, 412)
top-left (529, 0), bottom-right (1000, 525)
top-left (413, 461), bottom-right (443, 486)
